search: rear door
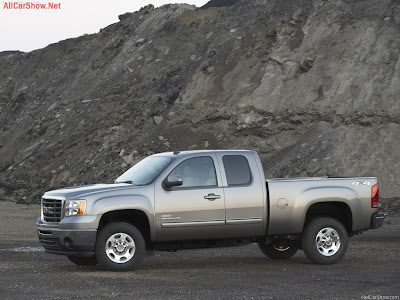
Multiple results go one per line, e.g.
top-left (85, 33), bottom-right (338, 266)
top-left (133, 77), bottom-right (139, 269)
top-left (154, 154), bottom-right (226, 241)
top-left (215, 152), bottom-right (265, 238)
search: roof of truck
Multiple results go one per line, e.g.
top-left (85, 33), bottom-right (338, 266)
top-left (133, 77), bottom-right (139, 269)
top-left (152, 149), bottom-right (254, 158)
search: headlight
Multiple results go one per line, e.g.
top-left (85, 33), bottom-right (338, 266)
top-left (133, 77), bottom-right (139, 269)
top-left (65, 200), bottom-right (86, 216)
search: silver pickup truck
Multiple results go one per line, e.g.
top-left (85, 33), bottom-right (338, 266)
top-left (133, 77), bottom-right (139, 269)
top-left (37, 150), bottom-right (384, 271)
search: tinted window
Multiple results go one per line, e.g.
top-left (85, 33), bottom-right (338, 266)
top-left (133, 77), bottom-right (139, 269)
top-left (170, 156), bottom-right (217, 188)
top-left (116, 156), bottom-right (172, 185)
top-left (223, 155), bottom-right (251, 186)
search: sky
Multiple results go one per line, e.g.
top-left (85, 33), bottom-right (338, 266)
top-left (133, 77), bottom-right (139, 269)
top-left (0, 0), bottom-right (209, 52)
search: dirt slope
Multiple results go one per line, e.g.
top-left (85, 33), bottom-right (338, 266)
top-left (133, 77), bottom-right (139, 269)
top-left (0, 0), bottom-right (399, 204)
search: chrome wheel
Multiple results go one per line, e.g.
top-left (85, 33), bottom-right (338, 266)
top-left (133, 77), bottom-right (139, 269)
top-left (105, 232), bottom-right (136, 264)
top-left (259, 239), bottom-right (299, 259)
top-left (272, 240), bottom-right (290, 252)
top-left (315, 227), bottom-right (341, 256)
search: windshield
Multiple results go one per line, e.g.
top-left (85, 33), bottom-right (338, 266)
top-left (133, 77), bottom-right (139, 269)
top-left (115, 156), bottom-right (173, 186)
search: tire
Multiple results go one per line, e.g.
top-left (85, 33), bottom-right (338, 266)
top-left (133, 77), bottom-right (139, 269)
top-left (302, 217), bottom-right (348, 265)
top-left (67, 255), bottom-right (98, 266)
top-left (259, 239), bottom-right (299, 260)
top-left (95, 222), bottom-right (146, 271)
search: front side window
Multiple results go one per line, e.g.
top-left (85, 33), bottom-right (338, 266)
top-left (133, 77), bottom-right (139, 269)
top-left (222, 155), bottom-right (252, 186)
top-left (170, 156), bottom-right (217, 188)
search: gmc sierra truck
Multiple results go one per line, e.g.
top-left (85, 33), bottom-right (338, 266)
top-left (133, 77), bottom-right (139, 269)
top-left (37, 150), bottom-right (384, 271)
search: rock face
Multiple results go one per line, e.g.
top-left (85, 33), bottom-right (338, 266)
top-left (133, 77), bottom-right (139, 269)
top-left (0, 0), bottom-right (399, 204)
top-left (0, 51), bottom-right (24, 58)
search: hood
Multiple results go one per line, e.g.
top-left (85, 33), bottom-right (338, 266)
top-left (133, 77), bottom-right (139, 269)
top-left (43, 183), bottom-right (133, 200)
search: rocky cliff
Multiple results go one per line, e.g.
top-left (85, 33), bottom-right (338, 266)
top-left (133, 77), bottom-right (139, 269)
top-left (0, 0), bottom-right (399, 208)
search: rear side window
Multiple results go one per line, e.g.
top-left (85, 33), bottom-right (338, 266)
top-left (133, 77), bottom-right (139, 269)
top-left (222, 155), bottom-right (251, 186)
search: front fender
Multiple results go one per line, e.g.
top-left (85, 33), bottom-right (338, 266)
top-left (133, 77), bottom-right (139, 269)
top-left (90, 195), bottom-right (156, 241)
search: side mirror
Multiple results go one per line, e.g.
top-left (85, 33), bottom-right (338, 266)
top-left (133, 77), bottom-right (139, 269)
top-left (163, 175), bottom-right (183, 190)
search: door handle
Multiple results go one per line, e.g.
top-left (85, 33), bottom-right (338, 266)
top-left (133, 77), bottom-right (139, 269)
top-left (204, 193), bottom-right (221, 201)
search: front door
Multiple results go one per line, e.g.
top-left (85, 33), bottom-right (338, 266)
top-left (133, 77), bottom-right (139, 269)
top-left (155, 154), bottom-right (225, 241)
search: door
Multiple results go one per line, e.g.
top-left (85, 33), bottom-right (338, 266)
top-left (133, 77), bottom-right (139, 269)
top-left (216, 152), bottom-right (265, 238)
top-left (155, 154), bottom-right (226, 241)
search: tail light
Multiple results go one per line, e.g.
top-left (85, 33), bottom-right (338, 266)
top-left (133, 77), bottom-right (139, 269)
top-left (371, 184), bottom-right (379, 208)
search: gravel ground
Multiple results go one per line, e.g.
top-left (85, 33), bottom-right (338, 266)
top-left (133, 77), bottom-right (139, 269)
top-left (0, 201), bottom-right (399, 300)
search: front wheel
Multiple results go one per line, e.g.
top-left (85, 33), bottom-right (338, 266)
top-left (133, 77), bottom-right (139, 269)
top-left (259, 239), bottom-right (299, 259)
top-left (95, 222), bottom-right (146, 271)
top-left (302, 217), bottom-right (348, 264)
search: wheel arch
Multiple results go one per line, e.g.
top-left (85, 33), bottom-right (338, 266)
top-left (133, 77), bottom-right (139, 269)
top-left (97, 209), bottom-right (152, 249)
top-left (293, 186), bottom-right (356, 234)
top-left (303, 201), bottom-right (353, 233)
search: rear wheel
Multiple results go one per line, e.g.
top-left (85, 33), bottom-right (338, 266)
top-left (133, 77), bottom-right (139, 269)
top-left (259, 239), bottom-right (299, 259)
top-left (67, 255), bottom-right (98, 266)
top-left (95, 222), bottom-right (146, 271)
top-left (302, 217), bottom-right (348, 264)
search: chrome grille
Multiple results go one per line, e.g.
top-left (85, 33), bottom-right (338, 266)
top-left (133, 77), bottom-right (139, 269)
top-left (42, 198), bottom-right (63, 223)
